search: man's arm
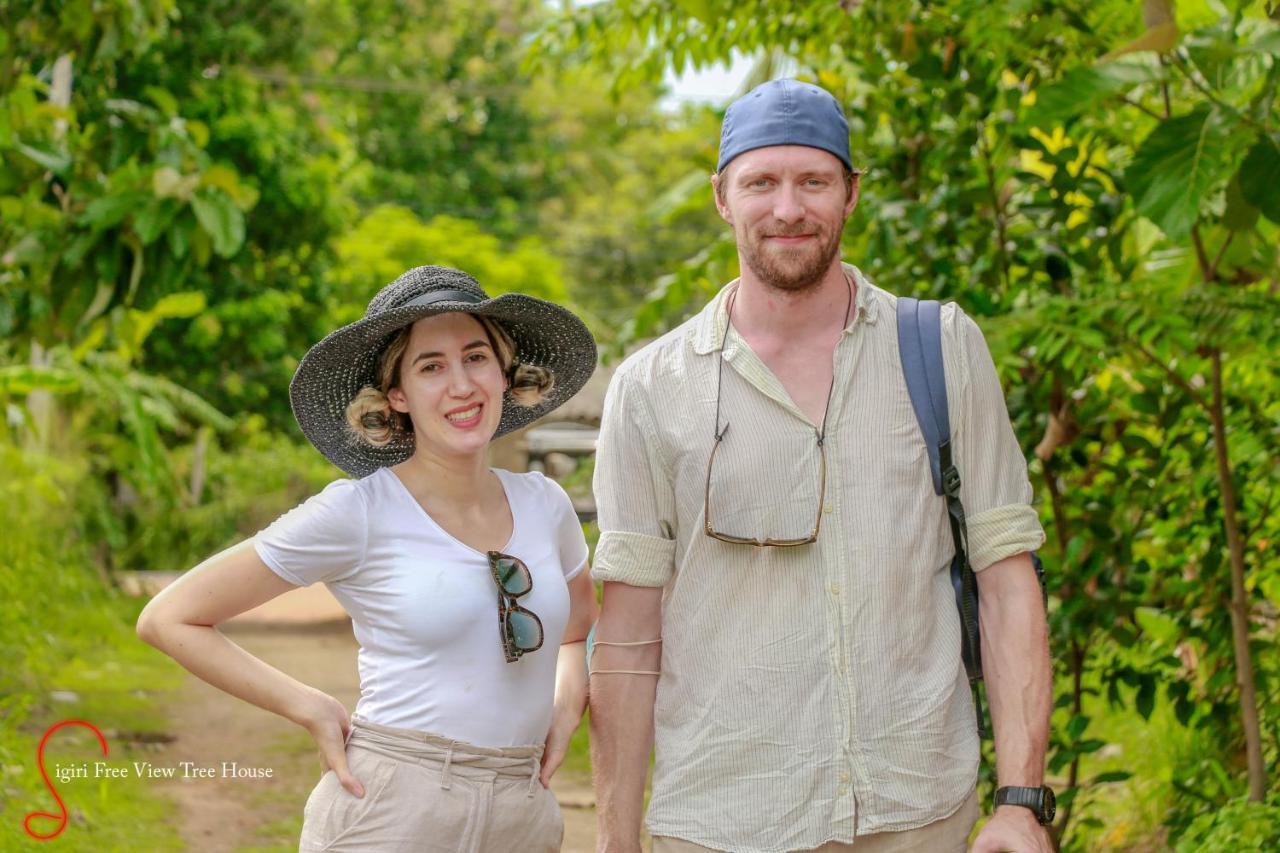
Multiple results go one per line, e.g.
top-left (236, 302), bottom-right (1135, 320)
top-left (971, 551), bottom-right (1053, 853)
top-left (590, 581), bottom-right (664, 853)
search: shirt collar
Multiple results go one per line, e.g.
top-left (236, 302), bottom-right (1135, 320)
top-left (692, 261), bottom-right (880, 356)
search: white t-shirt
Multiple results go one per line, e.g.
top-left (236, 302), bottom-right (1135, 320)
top-left (253, 467), bottom-right (588, 747)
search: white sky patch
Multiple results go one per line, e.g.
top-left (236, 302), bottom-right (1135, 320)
top-left (662, 51), bottom-right (756, 107)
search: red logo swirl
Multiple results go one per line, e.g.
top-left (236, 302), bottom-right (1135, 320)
top-left (23, 719), bottom-right (109, 841)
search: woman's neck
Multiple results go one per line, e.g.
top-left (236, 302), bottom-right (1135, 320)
top-left (395, 448), bottom-right (492, 507)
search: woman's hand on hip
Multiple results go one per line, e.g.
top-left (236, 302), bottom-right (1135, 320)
top-left (297, 690), bottom-right (365, 798)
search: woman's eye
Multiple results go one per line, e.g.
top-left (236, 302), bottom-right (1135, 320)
top-left (421, 363), bottom-right (442, 373)
top-left (467, 352), bottom-right (488, 363)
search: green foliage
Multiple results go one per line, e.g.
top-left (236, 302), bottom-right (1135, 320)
top-left (0, 435), bottom-right (185, 850)
top-left (524, 68), bottom-right (727, 326)
top-left (295, 0), bottom-right (561, 238)
top-left (331, 206), bottom-right (570, 316)
top-left (1174, 794), bottom-right (1280, 851)
top-left (128, 420), bottom-right (340, 573)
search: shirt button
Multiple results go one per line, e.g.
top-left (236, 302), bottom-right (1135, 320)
top-left (837, 785), bottom-right (849, 797)
top-left (823, 502), bottom-right (834, 514)
top-left (829, 583), bottom-right (841, 596)
top-left (840, 772), bottom-right (851, 783)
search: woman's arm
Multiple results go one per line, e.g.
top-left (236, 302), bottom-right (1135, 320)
top-left (136, 541), bottom-right (367, 797)
top-left (539, 568), bottom-right (599, 785)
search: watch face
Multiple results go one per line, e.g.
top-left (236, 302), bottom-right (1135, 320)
top-left (1041, 786), bottom-right (1057, 823)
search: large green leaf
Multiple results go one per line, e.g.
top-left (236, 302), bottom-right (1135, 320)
top-left (189, 189), bottom-right (246, 258)
top-left (1126, 108), bottom-right (1244, 239)
top-left (1238, 136), bottom-right (1280, 224)
top-left (1026, 63), bottom-right (1162, 126)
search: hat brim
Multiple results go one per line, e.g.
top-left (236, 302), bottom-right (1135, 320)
top-left (289, 293), bottom-right (597, 478)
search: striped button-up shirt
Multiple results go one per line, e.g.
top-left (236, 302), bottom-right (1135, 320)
top-left (591, 264), bottom-right (1045, 852)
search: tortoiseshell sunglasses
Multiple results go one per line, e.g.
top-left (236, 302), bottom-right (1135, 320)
top-left (487, 551), bottom-right (544, 662)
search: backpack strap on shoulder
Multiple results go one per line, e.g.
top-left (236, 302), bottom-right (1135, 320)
top-left (896, 297), bottom-right (950, 496)
top-left (897, 296), bottom-right (987, 738)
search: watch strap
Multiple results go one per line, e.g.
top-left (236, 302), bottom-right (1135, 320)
top-left (995, 786), bottom-right (1048, 823)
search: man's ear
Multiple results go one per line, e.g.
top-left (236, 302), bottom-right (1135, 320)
top-left (711, 172), bottom-right (733, 225)
top-left (844, 171), bottom-right (861, 218)
top-left (387, 386), bottom-right (410, 413)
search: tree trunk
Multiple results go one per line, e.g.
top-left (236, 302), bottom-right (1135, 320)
top-left (189, 427), bottom-right (209, 505)
top-left (1208, 348), bottom-right (1266, 801)
top-left (25, 56), bottom-right (74, 448)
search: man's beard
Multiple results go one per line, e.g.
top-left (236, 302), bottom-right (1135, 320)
top-left (739, 219), bottom-right (845, 292)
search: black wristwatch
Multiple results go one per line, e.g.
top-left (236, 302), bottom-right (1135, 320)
top-left (994, 785), bottom-right (1056, 825)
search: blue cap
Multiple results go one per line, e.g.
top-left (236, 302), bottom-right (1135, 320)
top-left (717, 78), bottom-right (852, 174)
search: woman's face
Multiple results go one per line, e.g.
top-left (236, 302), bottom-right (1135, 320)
top-left (386, 312), bottom-right (506, 460)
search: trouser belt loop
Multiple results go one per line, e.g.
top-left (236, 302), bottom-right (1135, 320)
top-left (440, 741), bottom-right (455, 790)
top-left (527, 755), bottom-right (540, 797)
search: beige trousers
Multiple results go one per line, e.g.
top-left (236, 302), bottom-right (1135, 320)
top-left (298, 717), bottom-right (562, 853)
top-left (652, 789), bottom-right (980, 853)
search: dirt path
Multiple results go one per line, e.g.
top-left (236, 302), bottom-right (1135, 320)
top-left (153, 617), bottom-right (598, 852)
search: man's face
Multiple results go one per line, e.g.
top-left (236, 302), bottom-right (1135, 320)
top-left (714, 145), bottom-right (858, 292)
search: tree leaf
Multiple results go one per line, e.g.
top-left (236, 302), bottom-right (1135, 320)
top-left (1240, 28), bottom-right (1280, 56)
top-left (133, 199), bottom-right (179, 245)
top-left (1136, 677), bottom-right (1156, 720)
top-left (1104, 22), bottom-right (1179, 61)
top-left (1238, 136), bottom-right (1280, 224)
top-left (1222, 173), bottom-right (1260, 231)
top-left (151, 291), bottom-right (206, 319)
top-left (1126, 108), bottom-right (1241, 239)
top-left (14, 142), bottom-right (72, 174)
top-left (1026, 63), bottom-right (1161, 126)
top-left (0, 365), bottom-right (80, 395)
top-left (189, 190), bottom-right (246, 258)
top-left (83, 192), bottom-right (149, 230)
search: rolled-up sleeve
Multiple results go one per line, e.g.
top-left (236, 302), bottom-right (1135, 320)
top-left (591, 365), bottom-right (677, 587)
top-left (947, 307), bottom-right (1046, 571)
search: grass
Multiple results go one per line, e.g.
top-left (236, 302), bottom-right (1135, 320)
top-left (0, 595), bottom-right (187, 852)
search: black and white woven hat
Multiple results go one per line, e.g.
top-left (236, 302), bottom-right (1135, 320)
top-left (289, 265), bottom-right (597, 477)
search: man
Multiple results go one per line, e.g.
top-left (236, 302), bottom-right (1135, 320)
top-left (589, 78), bottom-right (1053, 853)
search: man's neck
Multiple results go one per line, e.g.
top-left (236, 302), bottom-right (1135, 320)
top-left (730, 259), bottom-right (854, 345)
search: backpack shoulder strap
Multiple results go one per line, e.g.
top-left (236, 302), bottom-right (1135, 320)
top-left (896, 296), bottom-right (988, 737)
top-left (895, 297), bottom-right (950, 496)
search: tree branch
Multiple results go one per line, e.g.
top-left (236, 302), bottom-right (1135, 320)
top-left (1209, 232), bottom-right (1234, 283)
top-left (1209, 348), bottom-right (1268, 801)
top-left (1131, 340), bottom-right (1210, 413)
top-left (1191, 225), bottom-right (1213, 280)
top-left (1116, 94), bottom-right (1164, 121)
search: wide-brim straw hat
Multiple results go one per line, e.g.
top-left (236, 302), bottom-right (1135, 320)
top-left (289, 265), bottom-right (597, 477)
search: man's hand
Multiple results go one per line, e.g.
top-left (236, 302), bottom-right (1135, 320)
top-left (970, 806), bottom-right (1053, 853)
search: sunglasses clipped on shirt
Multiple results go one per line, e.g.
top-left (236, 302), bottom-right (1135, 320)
top-left (487, 551), bottom-right (544, 663)
top-left (701, 280), bottom-right (850, 547)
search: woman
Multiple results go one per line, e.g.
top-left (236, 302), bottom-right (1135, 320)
top-left (137, 265), bottom-right (599, 852)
